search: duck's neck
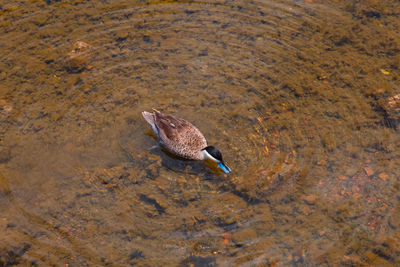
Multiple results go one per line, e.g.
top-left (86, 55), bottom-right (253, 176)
top-left (201, 149), bottom-right (219, 162)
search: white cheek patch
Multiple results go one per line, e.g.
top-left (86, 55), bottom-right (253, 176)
top-left (203, 150), bottom-right (219, 162)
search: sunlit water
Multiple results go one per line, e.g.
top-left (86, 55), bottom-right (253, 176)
top-left (1, 0), bottom-right (399, 266)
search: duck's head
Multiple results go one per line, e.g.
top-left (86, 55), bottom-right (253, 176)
top-left (202, 146), bottom-right (231, 174)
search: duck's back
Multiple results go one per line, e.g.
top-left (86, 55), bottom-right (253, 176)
top-left (153, 110), bottom-right (207, 160)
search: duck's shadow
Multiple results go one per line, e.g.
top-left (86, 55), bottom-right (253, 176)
top-left (149, 145), bottom-right (222, 178)
top-left (143, 130), bottom-right (224, 178)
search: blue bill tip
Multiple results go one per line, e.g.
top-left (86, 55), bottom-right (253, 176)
top-left (218, 162), bottom-right (231, 174)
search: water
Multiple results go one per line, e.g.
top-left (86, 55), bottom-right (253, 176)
top-left (1, 0), bottom-right (399, 266)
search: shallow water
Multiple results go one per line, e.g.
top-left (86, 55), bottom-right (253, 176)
top-left (1, 0), bottom-right (400, 266)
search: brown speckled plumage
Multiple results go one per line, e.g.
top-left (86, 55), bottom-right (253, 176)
top-left (142, 109), bottom-right (207, 160)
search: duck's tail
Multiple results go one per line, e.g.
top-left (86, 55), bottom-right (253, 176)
top-left (142, 110), bottom-right (159, 137)
top-left (142, 111), bottom-right (155, 126)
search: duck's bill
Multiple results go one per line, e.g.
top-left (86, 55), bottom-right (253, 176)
top-left (218, 162), bottom-right (231, 174)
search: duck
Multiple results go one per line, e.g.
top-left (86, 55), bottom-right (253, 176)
top-left (142, 109), bottom-right (231, 174)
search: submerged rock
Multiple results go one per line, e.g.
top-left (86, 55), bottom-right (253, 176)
top-left (231, 228), bottom-right (257, 245)
top-left (192, 238), bottom-right (221, 256)
top-left (180, 255), bottom-right (216, 267)
top-left (0, 243), bottom-right (31, 266)
top-left (65, 41), bottom-right (93, 72)
top-left (0, 99), bottom-right (12, 117)
top-left (377, 93), bottom-right (400, 129)
top-left (301, 195), bottom-right (319, 205)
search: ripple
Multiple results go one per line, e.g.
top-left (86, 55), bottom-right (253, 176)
top-left (1, 0), bottom-right (399, 265)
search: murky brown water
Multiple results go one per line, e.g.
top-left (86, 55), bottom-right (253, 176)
top-left (1, 0), bottom-right (400, 266)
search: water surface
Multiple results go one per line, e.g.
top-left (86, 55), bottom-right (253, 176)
top-left (0, 0), bottom-right (400, 266)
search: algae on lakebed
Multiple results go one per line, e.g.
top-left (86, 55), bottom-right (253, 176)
top-left (0, 0), bottom-right (400, 265)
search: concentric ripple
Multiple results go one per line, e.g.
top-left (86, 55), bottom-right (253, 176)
top-left (0, 0), bottom-right (399, 265)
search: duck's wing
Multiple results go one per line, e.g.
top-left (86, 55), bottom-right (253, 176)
top-left (153, 110), bottom-right (207, 149)
top-left (153, 110), bottom-right (190, 142)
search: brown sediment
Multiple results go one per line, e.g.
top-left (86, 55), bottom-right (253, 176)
top-left (0, 0), bottom-right (399, 266)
